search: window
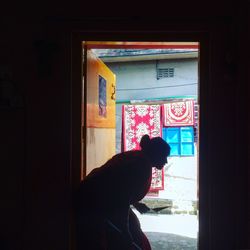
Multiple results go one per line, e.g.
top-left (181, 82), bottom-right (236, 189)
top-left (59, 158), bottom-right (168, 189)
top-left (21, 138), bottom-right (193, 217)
top-left (157, 68), bottom-right (175, 79)
top-left (98, 75), bottom-right (107, 117)
top-left (162, 126), bottom-right (194, 156)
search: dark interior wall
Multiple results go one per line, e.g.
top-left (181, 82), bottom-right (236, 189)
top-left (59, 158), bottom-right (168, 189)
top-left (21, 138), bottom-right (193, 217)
top-left (0, 1), bottom-right (249, 250)
top-left (234, 5), bottom-right (249, 247)
top-left (0, 18), bottom-right (72, 250)
top-left (205, 13), bottom-right (248, 249)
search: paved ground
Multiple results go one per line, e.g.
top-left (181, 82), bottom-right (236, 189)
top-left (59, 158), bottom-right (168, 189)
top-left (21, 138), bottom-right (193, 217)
top-left (145, 232), bottom-right (197, 250)
top-left (133, 210), bottom-right (198, 250)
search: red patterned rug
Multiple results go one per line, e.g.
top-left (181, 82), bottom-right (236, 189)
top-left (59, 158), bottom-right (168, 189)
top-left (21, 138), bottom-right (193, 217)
top-left (162, 100), bottom-right (194, 127)
top-left (122, 105), bottom-right (164, 191)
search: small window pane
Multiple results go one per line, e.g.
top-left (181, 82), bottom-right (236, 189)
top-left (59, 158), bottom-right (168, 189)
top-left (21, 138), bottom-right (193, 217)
top-left (98, 75), bottom-right (107, 117)
top-left (169, 143), bottom-right (180, 156)
top-left (166, 128), bottom-right (179, 143)
top-left (181, 127), bottom-right (194, 142)
top-left (181, 143), bottom-right (194, 156)
top-left (181, 131), bottom-right (193, 142)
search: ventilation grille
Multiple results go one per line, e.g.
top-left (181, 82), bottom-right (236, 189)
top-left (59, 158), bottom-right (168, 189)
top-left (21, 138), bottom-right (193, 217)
top-left (157, 68), bottom-right (174, 79)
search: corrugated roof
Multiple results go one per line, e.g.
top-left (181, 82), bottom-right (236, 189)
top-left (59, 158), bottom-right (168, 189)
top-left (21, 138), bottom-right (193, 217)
top-left (93, 49), bottom-right (198, 58)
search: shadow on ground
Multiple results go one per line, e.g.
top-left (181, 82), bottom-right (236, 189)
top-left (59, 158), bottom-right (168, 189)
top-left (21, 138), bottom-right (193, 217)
top-left (145, 232), bottom-right (197, 250)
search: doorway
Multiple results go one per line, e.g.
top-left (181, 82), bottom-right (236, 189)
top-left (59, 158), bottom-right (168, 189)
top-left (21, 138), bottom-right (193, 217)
top-left (81, 41), bottom-right (199, 249)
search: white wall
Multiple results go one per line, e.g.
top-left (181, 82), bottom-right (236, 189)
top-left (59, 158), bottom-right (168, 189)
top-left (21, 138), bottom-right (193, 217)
top-left (108, 58), bottom-right (198, 101)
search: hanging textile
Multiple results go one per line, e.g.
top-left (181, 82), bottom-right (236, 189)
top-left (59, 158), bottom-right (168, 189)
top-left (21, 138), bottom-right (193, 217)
top-left (122, 105), bottom-right (164, 191)
top-left (162, 100), bottom-right (194, 127)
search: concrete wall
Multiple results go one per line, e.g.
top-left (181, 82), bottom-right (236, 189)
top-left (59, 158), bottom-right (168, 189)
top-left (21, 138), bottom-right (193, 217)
top-left (107, 58), bottom-right (198, 101)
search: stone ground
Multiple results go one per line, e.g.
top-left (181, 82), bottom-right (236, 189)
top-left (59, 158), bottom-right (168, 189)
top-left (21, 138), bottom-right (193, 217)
top-left (133, 210), bottom-right (198, 250)
top-left (145, 232), bottom-right (197, 250)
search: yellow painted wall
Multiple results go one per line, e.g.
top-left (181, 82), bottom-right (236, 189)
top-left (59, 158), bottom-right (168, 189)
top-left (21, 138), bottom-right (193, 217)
top-left (86, 50), bottom-right (116, 128)
top-left (86, 49), bottom-right (116, 174)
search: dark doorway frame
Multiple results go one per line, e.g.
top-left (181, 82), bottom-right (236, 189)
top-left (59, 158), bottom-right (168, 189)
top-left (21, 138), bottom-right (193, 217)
top-left (71, 29), bottom-right (209, 250)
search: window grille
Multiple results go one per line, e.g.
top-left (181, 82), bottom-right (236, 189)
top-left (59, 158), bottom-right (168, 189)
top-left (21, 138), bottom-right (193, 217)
top-left (157, 68), bottom-right (174, 79)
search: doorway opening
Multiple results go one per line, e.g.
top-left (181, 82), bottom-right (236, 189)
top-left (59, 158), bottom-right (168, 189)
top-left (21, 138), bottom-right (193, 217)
top-left (82, 41), bottom-right (199, 250)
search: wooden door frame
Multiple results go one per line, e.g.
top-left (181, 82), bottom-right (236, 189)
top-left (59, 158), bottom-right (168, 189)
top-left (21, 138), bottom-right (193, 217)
top-left (71, 28), bottom-right (209, 250)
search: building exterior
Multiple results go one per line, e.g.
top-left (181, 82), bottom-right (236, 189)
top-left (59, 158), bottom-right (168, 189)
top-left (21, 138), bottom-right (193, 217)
top-left (95, 49), bottom-right (199, 213)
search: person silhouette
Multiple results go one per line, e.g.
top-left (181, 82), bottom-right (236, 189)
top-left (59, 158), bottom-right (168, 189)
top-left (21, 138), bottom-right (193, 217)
top-left (75, 134), bottom-right (171, 250)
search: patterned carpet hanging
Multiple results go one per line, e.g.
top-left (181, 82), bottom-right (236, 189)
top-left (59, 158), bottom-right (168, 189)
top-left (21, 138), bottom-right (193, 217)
top-left (162, 100), bottom-right (194, 127)
top-left (122, 105), bottom-right (164, 191)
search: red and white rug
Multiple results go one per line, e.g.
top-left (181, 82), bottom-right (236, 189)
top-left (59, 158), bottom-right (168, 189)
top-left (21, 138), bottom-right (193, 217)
top-left (122, 105), bottom-right (164, 191)
top-left (162, 100), bottom-right (194, 127)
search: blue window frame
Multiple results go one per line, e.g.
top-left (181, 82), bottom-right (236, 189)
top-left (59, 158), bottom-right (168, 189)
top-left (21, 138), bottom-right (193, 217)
top-left (162, 126), bottom-right (194, 156)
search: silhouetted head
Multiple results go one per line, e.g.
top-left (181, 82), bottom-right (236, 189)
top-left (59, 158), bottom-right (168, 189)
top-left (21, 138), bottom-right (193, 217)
top-left (139, 134), bottom-right (171, 170)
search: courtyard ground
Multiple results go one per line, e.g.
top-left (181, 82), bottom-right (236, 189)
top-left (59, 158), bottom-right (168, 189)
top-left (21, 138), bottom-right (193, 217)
top-left (134, 210), bottom-right (198, 250)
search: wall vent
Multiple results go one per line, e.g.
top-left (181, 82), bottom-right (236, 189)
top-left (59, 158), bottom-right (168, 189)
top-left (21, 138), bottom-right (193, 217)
top-left (157, 68), bottom-right (175, 79)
